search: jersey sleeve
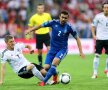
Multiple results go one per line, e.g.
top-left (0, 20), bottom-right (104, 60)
top-left (28, 16), bottom-right (35, 27)
top-left (42, 20), bottom-right (54, 27)
top-left (1, 52), bottom-right (7, 64)
top-left (91, 15), bottom-right (98, 27)
top-left (68, 24), bottom-right (78, 38)
top-left (18, 43), bottom-right (26, 50)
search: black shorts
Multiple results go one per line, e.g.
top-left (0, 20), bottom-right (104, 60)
top-left (18, 63), bottom-right (43, 79)
top-left (95, 40), bottom-right (108, 54)
top-left (35, 33), bottom-right (50, 49)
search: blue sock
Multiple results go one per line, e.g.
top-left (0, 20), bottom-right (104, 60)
top-left (44, 65), bottom-right (57, 83)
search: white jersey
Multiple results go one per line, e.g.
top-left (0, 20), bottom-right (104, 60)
top-left (0, 43), bottom-right (30, 74)
top-left (92, 12), bottom-right (108, 40)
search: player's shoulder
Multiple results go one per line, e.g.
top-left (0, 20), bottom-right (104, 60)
top-left (15, 42), bottom-right (24, 47)
top-left (95, 12), bottom-right (104, 18)
top-left (52, 19), bottom-right (59, 22)
top-left (67, 22), bottom-right (72, 26)
top-left (44, 13), bottom-right (51, 16)
top-left (30, 13), bottom-right (38, 18)
top-left (49, 19), bottom-right (59, 23)
top-left (0, 49), bottom-right (8, 56)
top-left (66, 22), bottom-right (73, 28)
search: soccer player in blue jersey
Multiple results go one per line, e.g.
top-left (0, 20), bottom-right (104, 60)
top-left (26, 11), bottom-right (85, 86)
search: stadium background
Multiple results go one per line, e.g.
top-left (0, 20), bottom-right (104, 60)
top-left (0, 0), bottom-right (104, 54)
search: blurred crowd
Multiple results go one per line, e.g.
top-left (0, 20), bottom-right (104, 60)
top-left (0, 0), bottom-right (103, 38)
top-left (0, 0), bottom-right (33, 38)
top-left (45, 0), bottom-right (103, 38)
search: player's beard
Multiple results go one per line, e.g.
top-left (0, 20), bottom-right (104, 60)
top-left (61, 21), bottom-right (66, 25)
top-left (104, 11), bottom-right (108, 16)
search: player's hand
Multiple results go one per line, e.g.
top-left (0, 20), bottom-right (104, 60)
top-left (0, 80), bottom-right (3, 85)
top-left (25, 30), bottom-right (31, 35)
top-left (30, 50), bottom-right (34, 54)
top-left (93, 35), bottom-right (96, 40)
top-left (80, 53), bottom-right (85, 59)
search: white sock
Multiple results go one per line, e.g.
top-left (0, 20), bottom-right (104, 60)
top-left (31, 66), bottom-right (44, 81)
top-left (105, 56), bottom-right (108, 70)
top-left (93, 54), bottom-right (100, 75)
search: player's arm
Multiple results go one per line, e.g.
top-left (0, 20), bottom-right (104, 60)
top-left (25, 20), bottom-right (53, 35)
top-left (91, 26), bottom-right (96, 40)
top-left (25, 45), bottom-right (34, 54)
top-left (0, 63), bottom-right (6, 85)
top-left (91, 15), bottom-right (98, 40)
top-left (69, 25), bottom-right (85, 58)
top-left (25, 25), bottom-right (42, 35)
top-left (75, 36), bottom-right (85, 58)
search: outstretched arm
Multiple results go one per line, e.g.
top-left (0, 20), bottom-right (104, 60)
top-left (25, 25), bottom-right (42, 35)
top-left (76, 36), bottom-right (85, 58)
top-left (25, 45), bottom-right (34, 54)
top-left (0, 63), bottom-right (6, 85)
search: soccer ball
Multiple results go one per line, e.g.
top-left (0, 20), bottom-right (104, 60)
top-left (59, 73), bottom-right (71, 84)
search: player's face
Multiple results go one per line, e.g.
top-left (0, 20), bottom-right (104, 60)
top-left (6, 38), bottom-right (15, 50)
top-left (37, 5), bottom-right (44, 14)
top-left (103, 4), bottom-right (108, 15)
top-left (59, 14), bottom-right (69, 25)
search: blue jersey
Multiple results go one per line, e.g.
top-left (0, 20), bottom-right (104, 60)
top-left (42, 20), bottom-right (78, 51)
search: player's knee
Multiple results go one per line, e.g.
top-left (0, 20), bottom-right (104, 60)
top-left (26, 64), bottom-right (34, 70)
top-left (95, 53), bottom-right (100, 58)
top-left (38, 50), bottom-right (42, 55)
top-left (40, 69), bottom-right (47, 76)
top-left (52, 58), bottom-right (60, 66)
top-left (44, 64), bottom-right (50, 71)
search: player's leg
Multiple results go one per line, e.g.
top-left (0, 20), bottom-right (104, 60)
top-left (104, 55), bottom-right (108, 77)
top-left (38, 51), bottom-right (55, 86)
top-left (43, 33), bottom-right (51, 70)
top-left (18, 66), bottom-right (34, 79)
top-left (103, 40), bottom-right (108, 77)
top-left (36, 34), bottom-right (43, 66)
top-left (32, 63), bottom-right (47, 76)
top-left (92, 40), bottom-right (103, 79)
top-left (26, 63), bottom-right (45, 81)
top-left (44, 50), bottom-right (59, 85)
top-left (37, 49), bottom-right (43, 66)
top-left (43, 33), bottom-right (50, 51)
top-left (44, 50), bottom-right (55, 71)
top-left (39, 49), bottom-right (67, 86)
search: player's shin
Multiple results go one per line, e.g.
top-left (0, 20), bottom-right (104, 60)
top-left (105, 55), bottom-right (108, 70)
top-left (44, 65), bottom-right (57, 83)
top-left (93, 54), bottom-right (100, 75)
top-left (104, 55), bottom-right (108, 76)
top-left (38, 55), bottom-right (42, 66)
top-left (31, 66), bottom-right (44, 81)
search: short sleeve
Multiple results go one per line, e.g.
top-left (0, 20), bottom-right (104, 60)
top-left (16, 43), bottom-right (26, 50)
top-left (91, 15), bottom-right (98, 27)
top-left (68, 24), bottom-right (78, 38)
top-left (28, 16), bottom-right (35, 27)
top-left (0, 52), bottom-right (7, 64)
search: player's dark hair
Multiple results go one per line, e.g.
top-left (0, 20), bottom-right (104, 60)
top-left (5, 35), bottom-right (14, 43)
top-left (102, 0), bottom-right (108, 8)
top-left (60, 10), bottom-right (69, 16)
top-left (37, 3), bottom-right (44, 6)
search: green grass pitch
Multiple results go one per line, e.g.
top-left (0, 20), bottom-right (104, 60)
top-left (0, 54), bottom-right (108, 90)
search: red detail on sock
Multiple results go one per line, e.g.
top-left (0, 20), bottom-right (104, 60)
top-left (53, 75), bottom-right (58, 82)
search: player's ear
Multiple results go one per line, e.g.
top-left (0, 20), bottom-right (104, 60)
top-left (59, 15), bottom-right (61, 19)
